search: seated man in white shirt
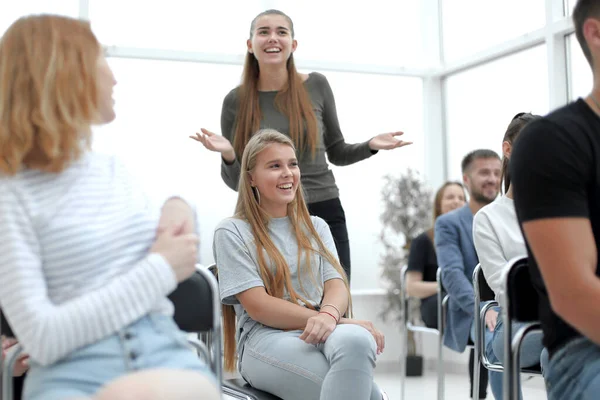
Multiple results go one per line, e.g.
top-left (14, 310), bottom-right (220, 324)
top-left (473, 112), bottom-right (546, 399)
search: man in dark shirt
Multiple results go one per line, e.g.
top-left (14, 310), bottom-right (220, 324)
top-left (511, 1), bottom-right (600, 398)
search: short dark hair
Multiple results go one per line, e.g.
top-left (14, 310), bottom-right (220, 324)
top-left (573, 0), bottom-right (600, 67)
top-left (461, 149), bottom-right (500, 175)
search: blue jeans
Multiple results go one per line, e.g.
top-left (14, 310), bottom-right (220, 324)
top-left (23, 314), bottom-right (213, 400)
top-left (471, 306), bottom-right (503, 400)
top-left (544, 336), bottom-right (600, 400)
top-left (488, 308), bottom-right (546, 400)
top-left (239, 324), bottom-right (382, 400)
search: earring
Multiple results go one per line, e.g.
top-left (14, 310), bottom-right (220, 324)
top-left (249, 49), bottom-right (253, 54)
top-left (252, 186), bottom-right (260, 204)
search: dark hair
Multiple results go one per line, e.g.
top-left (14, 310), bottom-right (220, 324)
top-left (573, 0), bottom-right (600, 67)
top-left (501, 112), bottom-right (542, 193)
top-left (461, 149), bottom-right (500, 175)
top-left (426, 181), bottom-right (466, 242)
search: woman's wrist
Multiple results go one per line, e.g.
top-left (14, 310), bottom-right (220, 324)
top-left (222, 149), bottom-right (236, 164)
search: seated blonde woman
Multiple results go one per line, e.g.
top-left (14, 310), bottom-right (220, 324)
top-left (0, 15), bottom-right (218, 400)
top-left (213, 129), bottom-right (387, 400)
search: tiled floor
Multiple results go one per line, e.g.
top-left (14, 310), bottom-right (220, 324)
top-left (375, 367), bottom-right (547, 399)
top-left (223, 365), bottom-right (548, 399)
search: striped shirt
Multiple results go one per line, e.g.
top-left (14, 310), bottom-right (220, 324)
top-left (0, 152), bottom-right (178, 366)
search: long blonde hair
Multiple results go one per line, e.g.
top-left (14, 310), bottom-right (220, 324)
top-left (232, 10), bottom-right (318, 160)
top-left (0, 14), bottom-right (101, 175)
top-left (222, 129), bottom-right (350, 371)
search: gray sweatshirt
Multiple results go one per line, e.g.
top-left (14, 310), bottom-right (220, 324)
top-left (220, 72), bottom-right (376, 204)
top-left (213, 215), bottom-right (342, 354)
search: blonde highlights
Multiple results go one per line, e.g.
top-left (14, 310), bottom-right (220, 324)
top-left (0, 14), bottom-right (101, 175)
top-left (221, 129), bottom-right (350, 371)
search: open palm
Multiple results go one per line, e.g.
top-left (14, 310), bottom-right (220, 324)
top-left (369, 131), bottom-right (412, 151)
top-left (189, 128), bottom-right (234, 154)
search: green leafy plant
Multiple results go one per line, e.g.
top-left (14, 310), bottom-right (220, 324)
top-left (379, 168), bottom-right (433, 356)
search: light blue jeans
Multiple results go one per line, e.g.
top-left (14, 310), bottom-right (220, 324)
top-left (23, 314), bottom-right (214, 400)
top-left (544, 336), bottom-right (600, 400)
top-left (239, 324), bottom-right (382, 400)
top-left (470, 313), bottom-right (503, 400)
top-left (488, 308), bottom-right (546, 400)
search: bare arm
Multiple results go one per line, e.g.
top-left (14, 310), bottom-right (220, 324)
top-left (236, 288), bottom-right (319, 330)
top-left (522, 217), bottom-right (600, 345)
top-left (406, 271), bottom-right (438, 299)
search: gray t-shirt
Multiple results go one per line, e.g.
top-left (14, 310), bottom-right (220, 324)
top-left (212, 215), bottom-right (342, 355)
top-left (220, 72), bottom-right (376, 204)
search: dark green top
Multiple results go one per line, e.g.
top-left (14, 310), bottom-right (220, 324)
top-left (220, 72), bottom-right (376, 204)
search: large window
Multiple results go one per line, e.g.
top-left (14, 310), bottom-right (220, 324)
top-left (93, 59), bottom-right (423, 291)
top-left (0, 0), bottom-right (79, 36)
top-left (89, 0), bottom-right (265, 55)
top-left (92, 59), bottom-right (243, 269)
top-left (445, 45), bottom-right (550, 180)
top-left (269, 0), bottom-right (423, 67)
top-left (567, 34), bottom-right (593, 100)
top-left (311, 71), bottom-right (423, 290)
top-left (442, 0), bottom-right (546, 62)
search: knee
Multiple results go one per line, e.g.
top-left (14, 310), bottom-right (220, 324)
top-left (327, 325), bottom-right (377, 360)
top-left (93, 369), bottom-right (219, 400)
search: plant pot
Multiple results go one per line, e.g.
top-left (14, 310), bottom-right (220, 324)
top-left (405, 354), bottom-right (424, 377)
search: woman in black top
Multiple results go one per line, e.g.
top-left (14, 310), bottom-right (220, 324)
top-left (406, 181), bottom-right (466, 328)
top-left (406, 181), bottom-right (493, 399)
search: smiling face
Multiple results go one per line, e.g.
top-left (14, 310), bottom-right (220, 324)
top-left (247, 14), bottom-right (297, 67)
top-left (249, 142), bottom-right (300, 217)
top-left (463, 157), bottom-right (502, 205)
top-left (440, 184), bottom-right (466, 215)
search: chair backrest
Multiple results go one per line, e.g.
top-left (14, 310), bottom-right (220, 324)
top-left (168, 266), bottom-right (221, 334)
top-left (504, 257), bottom-right (539, 322)
top-left (473, 264), bottom-right (496, 302)
top-left (1, 312), bottom-right (14, 338)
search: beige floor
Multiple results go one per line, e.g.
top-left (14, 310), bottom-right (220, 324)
top-left (223, 364), bottom-right (548, 399)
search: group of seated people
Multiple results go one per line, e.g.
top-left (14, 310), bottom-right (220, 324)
top-left (1, 1), bottom-right (600, 400)
top-left (0, 11), bottom-right (391, 400)
top-left (403, 3), bottom-right (600, 399)
top-left (406, 117), bottom-right (545, 399)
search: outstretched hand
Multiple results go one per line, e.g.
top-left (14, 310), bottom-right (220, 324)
top-left (368, 131), bottom-right (412, 151)
top-left (189, 128), bottom-right (235, 156)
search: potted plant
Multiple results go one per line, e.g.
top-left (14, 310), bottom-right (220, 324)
top-left (379, 168), bottom-right (432, 376)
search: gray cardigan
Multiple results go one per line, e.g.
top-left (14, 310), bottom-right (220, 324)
top-left (219, 72), bottom-right (376, 204)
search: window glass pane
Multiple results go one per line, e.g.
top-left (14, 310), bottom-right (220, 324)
top-left (442, 0), bottom-right (546, 62)
top-left (93, 58), bottom-right (422, 291)
top-left (0, 0), bottom-right (79, 36)
top-left (567, 34), bottom-right (593, 100)
top-left (565, 0), bottom-right (576, 16)
top-left (92, 58), bottom-right (242, 271)
top-left (89, 0), bottom-right (265, 55)
top-left (445, 45), bottom-right (550, 180)
top-left (307, 71), bottom-right (423, 289)
top-left (270, 0), bottom-right (422, 67)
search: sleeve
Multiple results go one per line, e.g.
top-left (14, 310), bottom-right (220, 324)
top-left (318, 74), bottom-right (377, 166)
top-left (313, 217), bottom-right (343, 282)
top-left (0, 186), bottom-right (178, 366)
top-left (212, 224), bottom-right (265, 304)
top-left (220, 90), bottom-right (242, 191)
top-left (406, 234), bottom-right (428, 273)
top-left (472, 211), bottom-right (505, 297)
top-left (434, 216), bottom-right (474, 314)
top-left (511, 119), bottom-right (591, 222)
